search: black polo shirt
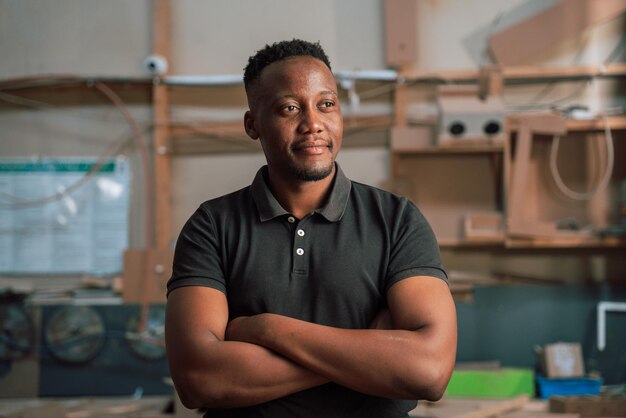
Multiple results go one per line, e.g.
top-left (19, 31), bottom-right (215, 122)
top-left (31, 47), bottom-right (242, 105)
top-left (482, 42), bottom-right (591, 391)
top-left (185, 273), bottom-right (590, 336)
top-left (167, 164), bottom-right (447, 418)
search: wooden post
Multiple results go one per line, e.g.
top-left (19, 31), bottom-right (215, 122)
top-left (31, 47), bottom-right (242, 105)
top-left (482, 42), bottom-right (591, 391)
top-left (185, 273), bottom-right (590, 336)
top-left (384, 0), bottom-right (418, 68)
top-left (152, 0), bottom-right (172, 249)
top-left (384, 0), bottom-right (417, 178)
top-left (507, 114), bottom-right (567, 237)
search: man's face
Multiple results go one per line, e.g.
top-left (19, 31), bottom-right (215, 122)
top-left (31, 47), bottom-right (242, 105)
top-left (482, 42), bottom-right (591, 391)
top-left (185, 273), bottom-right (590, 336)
top-left (244, 56), bottom-right (343, 182)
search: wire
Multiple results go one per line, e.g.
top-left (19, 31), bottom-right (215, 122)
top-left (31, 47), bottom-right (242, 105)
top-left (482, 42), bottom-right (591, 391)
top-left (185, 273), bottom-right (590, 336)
top-left (0, 90), bottom-right (152, 125)
top-left (0, 135), bottom-right (136, 208)
top-left (1, 76), bottom-right (155, 337)
top-left (549, 114), bottom-right (614, 200)
top-left (91, 81), bottom-right (155, 336)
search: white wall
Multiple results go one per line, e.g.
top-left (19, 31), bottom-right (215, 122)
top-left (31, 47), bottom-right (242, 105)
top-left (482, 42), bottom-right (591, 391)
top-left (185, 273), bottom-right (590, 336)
top-left (1, 0), bottom-right (624, 281)
top-left (0, 0), bottom-right (152, 78)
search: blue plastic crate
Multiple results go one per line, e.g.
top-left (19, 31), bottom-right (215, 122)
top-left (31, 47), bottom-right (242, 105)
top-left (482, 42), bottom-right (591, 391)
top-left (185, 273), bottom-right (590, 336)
top-left (536, 375), bottom-right (603, 399)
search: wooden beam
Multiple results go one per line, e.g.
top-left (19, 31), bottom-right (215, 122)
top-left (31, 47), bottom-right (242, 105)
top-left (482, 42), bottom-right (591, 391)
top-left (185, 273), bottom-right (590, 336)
top-left (478, 66), bottom-right (503, 99)
top-left (401, 63), bottom-right (626, 84)
top-left (384, 0), bottom-right (418, 68)
top-left (507, 114), bottom-right (568, 238)
top-left (152, 0), bottom-right (172, 249)
top-left (507, 114), bottom-right (626, 132)
top-left (489, 0), bottom-right (626, 66)
top-left (456, 395), bottom-right (529, 418)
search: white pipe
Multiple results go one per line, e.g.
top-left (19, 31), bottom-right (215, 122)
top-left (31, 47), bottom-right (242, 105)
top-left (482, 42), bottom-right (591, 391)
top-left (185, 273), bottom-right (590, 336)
top-left (335, 70), bottom-right (398, 81)
top-left (597, 301), bottom-right (626, 351)
top-left (164, 75), bottom-right (243, 85)
top-left (163, 70), bottom-right (400, 86)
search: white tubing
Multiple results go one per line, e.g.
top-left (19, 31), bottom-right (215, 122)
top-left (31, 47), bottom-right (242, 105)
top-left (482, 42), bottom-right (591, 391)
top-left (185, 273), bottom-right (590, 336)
top-left (550, 115), bottom-right (614, 200)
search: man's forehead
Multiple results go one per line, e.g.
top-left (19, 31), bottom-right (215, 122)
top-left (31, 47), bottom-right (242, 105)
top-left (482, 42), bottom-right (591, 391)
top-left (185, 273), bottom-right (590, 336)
top-left (249, 56), bottom-right (336, 98)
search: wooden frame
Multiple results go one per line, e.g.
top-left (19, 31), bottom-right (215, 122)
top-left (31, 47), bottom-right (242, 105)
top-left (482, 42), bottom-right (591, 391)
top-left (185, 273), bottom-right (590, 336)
top-left (489, 0), bottom-right (626, 66)
top-left (506, 114), bottom-right (568, 238)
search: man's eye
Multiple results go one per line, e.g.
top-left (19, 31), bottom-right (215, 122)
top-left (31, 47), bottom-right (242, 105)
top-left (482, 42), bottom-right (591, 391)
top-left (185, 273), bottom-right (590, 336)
top-left (321, 101), bottom-right (334, 108)
top-left (285, 105), bottom-right (298, 112)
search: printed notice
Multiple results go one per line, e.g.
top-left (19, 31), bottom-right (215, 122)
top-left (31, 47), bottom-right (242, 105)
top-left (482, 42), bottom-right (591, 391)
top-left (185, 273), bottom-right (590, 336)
top-left (0, 158), bottom-right (130, 276)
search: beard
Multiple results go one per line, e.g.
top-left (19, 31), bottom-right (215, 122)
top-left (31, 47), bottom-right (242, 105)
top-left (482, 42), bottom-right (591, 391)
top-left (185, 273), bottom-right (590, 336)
top-left (290, 160), bottom-right (335, 182)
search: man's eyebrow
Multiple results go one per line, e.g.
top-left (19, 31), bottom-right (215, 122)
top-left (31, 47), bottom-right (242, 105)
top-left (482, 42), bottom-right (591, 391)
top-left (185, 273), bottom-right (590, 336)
top-left (272, 90), bottom-right (338, 100)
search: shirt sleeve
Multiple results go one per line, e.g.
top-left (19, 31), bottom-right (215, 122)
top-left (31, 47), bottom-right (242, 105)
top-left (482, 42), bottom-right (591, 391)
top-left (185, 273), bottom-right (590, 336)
top-left (166, 205), bottom-right (227, 297)
top-left (385, 198), bottom-right (448, 292)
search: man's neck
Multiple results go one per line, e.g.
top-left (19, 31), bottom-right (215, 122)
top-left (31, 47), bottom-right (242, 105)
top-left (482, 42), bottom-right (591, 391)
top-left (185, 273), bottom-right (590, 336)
top-left (267, 167), bottom-right (336, 219)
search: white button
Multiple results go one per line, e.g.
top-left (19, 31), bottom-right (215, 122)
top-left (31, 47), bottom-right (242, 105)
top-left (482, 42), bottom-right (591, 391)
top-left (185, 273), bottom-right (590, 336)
top-left (297, 229), bottom-right (305, 237)
top-left (296, 248), bottom-right (304, 256)
top-left (287, 216), bottom-right (296, 223)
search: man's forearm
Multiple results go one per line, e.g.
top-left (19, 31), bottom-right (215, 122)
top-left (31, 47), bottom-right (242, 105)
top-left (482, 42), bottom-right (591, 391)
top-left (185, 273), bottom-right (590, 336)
top-left (226, 313), bottom-right (454, 401)
top-left (171, 337), bottom-right (328, 409)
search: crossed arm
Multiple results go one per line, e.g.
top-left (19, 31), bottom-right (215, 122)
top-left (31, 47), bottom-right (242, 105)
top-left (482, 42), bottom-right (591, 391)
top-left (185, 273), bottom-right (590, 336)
top-left (165, 276), bottom-right (457, 409)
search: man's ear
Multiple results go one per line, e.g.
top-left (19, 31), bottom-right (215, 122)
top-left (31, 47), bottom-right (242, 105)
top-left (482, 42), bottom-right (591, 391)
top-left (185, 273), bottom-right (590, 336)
top-left (244, 110), bottom-right (259, 140)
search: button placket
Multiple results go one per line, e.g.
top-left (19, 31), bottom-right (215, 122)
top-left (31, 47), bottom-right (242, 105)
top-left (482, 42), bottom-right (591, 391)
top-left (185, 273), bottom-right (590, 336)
top-left (292, 219), bottom-right (307, 274)
top-left (295, 226), bottom-right (305, 256)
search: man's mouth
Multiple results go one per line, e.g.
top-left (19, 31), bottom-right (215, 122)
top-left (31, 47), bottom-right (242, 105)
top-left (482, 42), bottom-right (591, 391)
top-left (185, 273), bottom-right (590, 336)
top-left (293, 141), bottom-right (331, 155)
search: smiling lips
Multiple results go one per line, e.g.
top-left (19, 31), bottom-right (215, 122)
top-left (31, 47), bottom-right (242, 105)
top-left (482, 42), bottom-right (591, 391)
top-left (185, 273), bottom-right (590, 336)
top-left (293, 141), bottom-right (331, 155)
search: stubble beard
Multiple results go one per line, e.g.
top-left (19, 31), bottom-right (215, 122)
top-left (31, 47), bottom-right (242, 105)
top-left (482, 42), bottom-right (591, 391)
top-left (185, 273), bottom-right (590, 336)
top-left (290, 158), bottom-right (335, 182)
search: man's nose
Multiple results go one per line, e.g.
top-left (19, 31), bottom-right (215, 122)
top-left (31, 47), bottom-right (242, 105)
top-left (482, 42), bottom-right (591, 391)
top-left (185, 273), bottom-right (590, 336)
top-left (298, 107), bottom-right (323, 134)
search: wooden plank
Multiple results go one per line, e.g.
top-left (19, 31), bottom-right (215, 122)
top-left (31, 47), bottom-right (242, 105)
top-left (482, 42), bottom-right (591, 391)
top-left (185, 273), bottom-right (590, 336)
top-left (153, 83), bottom-right (172, 248)
top-left (401, 63), bottom-right (626, 84)
top-left (384, 0), bottom-right (417, 68)
top-left (410, 396), bottom-right (530, 418)
top-left (505, 236), bottom-right (626, 249)
top-left (488, 0), bottom-right (626, 66)
top-left (455, 395), bottom-right (529, 418)
top-left (2, 397), bottom-right (171, 418)
top-left (507, 115), bottom-right (567, 237)
top-left (479, 66), bottom-right (504, 99)
top-left (502, 63), bottom-right (626, 80)
top-left (501, 413), bottom-right (579, 418)
top-left (507, 115), bottom-right (626, 133)
top-left (152, 0), bottom-right (170, 60)
top-left (152, 0), bottom-right (172, 248)
top-left (122, 248), bottom-right (173, 303)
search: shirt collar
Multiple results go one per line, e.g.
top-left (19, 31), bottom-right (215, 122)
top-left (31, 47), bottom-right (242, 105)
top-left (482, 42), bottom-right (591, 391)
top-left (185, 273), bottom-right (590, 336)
top-left (251, 163), bottom-right (351, 223)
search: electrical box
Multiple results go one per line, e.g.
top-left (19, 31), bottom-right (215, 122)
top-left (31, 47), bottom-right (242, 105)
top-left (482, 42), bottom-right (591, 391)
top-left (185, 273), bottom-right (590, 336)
top-left (437, 85), bottom-right (505, 145)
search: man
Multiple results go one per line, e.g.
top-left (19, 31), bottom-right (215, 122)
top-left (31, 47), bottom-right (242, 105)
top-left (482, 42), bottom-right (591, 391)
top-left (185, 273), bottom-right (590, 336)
top-left (165, 39), bottom-right (457, 418)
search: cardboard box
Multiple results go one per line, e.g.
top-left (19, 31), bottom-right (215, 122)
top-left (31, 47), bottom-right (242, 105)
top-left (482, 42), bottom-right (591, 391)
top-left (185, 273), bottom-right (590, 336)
top-left (550, 395), bottom-right (626, 417)
top-left (540, 342), bottom-right (584, 378)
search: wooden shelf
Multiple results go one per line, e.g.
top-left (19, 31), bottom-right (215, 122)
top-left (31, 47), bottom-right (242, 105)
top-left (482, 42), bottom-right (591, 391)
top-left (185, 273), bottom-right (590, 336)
top-left (439, 240), bottom-right (505, 249)
top-left (393, 143), bottom-right (504, 155)
top-left (507, 114), bottom-right (626, 132)
top-left (505, 236), bottom-right (626, 250)
top-left (439, 235), bottom-right (626, 251)
top-left (564, 115), bottom-right (626, 131)
top-left (401, 62), bottom-right (626, 84)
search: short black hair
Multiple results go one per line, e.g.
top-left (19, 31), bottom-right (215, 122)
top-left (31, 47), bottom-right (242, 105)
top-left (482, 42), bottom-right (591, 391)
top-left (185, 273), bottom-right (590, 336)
top-left (243, 39), bottom-right (332, 92)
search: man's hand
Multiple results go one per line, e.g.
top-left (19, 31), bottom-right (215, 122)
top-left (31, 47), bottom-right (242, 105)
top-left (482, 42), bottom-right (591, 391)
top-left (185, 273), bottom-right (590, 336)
top-left (168, 276), bottom-right (456, 407)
